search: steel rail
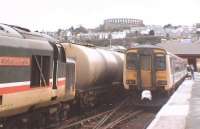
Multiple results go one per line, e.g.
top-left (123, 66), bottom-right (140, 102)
top-left (93, 96), bottom-right (130, 129)
top-left (58, 110), bottom-right (112, 129)
top-left (102, 110), bottom-right (143, 129)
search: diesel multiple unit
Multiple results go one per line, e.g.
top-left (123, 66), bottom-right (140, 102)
top-left (124, 45), bottom-right (187, 100)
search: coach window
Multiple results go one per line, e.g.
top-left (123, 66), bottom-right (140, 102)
top-left (126, 53), bottom-right (137, 69)
top-left (31, 55), bottom-right (50, 87)
top-left (155, 54), bottom-right (166, 70)
top-left (170, 58), bottom-right (175, 73)
top-left (175, 61), bottom-right (180, 72)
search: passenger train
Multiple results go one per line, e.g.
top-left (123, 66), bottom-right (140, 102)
top-left (123, 45), bottom-right (187, 101)
top-left (0, 24), bottom-right (124, 129)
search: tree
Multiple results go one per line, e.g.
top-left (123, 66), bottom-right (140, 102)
top-left (163, 24), bottom-right (172, 29)
top-left (69, 26), bottom-right (74, 32)
top-left (74, 26), bottom-right (88, 34)
top-left (149, 30), bottom-right (155, 36)
top-left (57, 29), bottom-right (62, 36)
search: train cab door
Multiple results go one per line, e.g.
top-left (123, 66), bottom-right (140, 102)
top-left (140, 55), bottom-right (152, 88)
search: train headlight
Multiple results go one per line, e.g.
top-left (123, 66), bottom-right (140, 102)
top-left (126, 80), bottom-right (136, 84)
top-left (157, 80), bottom-right (167, 85)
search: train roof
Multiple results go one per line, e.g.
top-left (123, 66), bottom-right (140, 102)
top-left (127, 44), bottom-right (166, 51)
top-left (128, 44), bottom-right (185, 61)
top-left (0, 35), bottom-right (53, 56)
top-left (0, 24), bottom-right (57, 55)
top-left (0, 24), bottom-right (57, 42)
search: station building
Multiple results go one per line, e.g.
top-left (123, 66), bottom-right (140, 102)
top-left (103, 18), bottom-right (144, 31)
top-left (157, 40), bottom-right (200, 72)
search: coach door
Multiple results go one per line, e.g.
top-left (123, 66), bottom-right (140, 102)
top-left (66, 58), bottom-right (76, 93)
top-left (140, 55), bottom-right (152, 88)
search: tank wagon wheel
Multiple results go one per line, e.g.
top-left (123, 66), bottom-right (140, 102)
top-left (80, 91), bottom-right (96, 109)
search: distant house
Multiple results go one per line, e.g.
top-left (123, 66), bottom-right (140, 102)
top-left (157, 40), bottom-right (200, 71)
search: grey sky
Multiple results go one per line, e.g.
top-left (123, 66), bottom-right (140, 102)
top-left (0, 0), bottom-right (200, 31)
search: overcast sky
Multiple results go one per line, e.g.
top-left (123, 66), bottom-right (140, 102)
top-left (0, 0), bottom-right (200, 31)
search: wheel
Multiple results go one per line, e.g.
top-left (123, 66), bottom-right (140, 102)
top-left (37, 112), bottom-right (47, 129)
top-left (5, 119), bottom-right (19, 129)
top-left (59, 103), bottom-right (70, 120)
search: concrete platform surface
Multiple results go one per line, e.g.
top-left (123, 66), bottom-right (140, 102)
top-left (186, 73), bottom-right (200, 129)
top-left (147, 73), bottom-right (200, 129)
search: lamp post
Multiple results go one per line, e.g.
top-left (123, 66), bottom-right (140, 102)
top-left (109, 32), bottom-right (112, 48)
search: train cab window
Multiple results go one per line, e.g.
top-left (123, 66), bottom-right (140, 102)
top-left (31, 55), bottom-right (50, 87)
top-left (59, 46), bottom-right (66, 62)
top-left (66, 58), bottom-right (76, 90)
top-left (126, 53), bottom-right (137, 69)
top-left (155, 54), bottom-right (166, 70)
top-left (141, 55), bottom-right (151, 70)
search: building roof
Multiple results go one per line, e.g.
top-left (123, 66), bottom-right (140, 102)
top-left (156, 40), bottom-right (200, 55)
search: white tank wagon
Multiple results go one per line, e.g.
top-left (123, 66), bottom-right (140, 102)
top-left (61, 43), bottom-right (124, 107)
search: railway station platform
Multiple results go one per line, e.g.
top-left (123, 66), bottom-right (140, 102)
top-left (147, 73), bottom-right (200, 129)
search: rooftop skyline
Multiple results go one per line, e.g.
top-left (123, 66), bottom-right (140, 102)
top-left (1, 0), bottom-right (200, 31)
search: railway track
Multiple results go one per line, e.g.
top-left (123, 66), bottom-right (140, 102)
top-left (56, 96), bottom-right (131, 129)
top-left (58, 108), bottom-right (155, 129)
top-left (55, 94), bottom-right (163, 129)
top-left (59, 110), bottom-right (112, 129)
top-left (56, 96), bottom-right (158, 129)
top-left (100, 110), bottom-right (144, 129)
top-left (116, 110), bottom-right (156, 129)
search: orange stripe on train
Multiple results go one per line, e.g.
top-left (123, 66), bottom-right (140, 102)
top-left (0, 80), bottom-right (65, 94)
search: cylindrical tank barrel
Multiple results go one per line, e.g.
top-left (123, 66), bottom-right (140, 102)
top-left (62, 43), bottom-right (124, 90)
